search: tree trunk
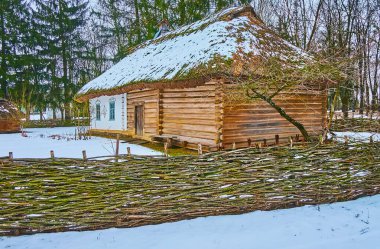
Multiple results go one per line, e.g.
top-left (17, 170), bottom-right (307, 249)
top-left (25, 105), bottom-right (31, 122)
top-left (328, 88), bottom-right (339, 130)
top-left (59, 0), bottom-right (71, 121)
top-left (250, 92), bottom-right (311, 141)
top-left (0, 9), bottom-right (8, 99)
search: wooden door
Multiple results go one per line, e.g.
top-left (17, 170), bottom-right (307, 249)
top-left (134, 105), bottom-right (144, 136)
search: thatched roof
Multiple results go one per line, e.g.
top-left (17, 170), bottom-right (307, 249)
top-left (76, 5), bottom-right (308, 102)
top-left (0, 99), bottom-right (20, 120)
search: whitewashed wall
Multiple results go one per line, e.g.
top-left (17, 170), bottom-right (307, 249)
top-left (89, 93), bottom-right (127, 131)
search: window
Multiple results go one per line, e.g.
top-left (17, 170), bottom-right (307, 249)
top-left (96, 103), bottom-right (101, 121)
top-left (109, 100), bottom-right (115, 121)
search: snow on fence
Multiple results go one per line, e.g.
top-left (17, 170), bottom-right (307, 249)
top-left (0, 142), bottom-right (379, 236)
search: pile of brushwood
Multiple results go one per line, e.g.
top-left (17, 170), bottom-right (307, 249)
top-left (0, 142), bottom-right (379, 236)
top-left (331, 118), bottom-right (380, 132)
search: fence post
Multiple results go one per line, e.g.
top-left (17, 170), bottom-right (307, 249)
top-left (50, 150), bottom-right (55, 161)
top-left (127, 147), bottom-right (131, 157)
top-left (164, 142), bottom-right (168, 157)
top-left (197, 144), bottom-right (203, 155)
top-left (289, 136), bottom-right (293, 148)
top-left (82, 150), bottom-right (87, 162)
top-left (344, 135), bottom-right (349, 145)
top-left (9, 152), bottom-right (13, 162)
top-left (247, 138), bottom-right (252, 147)
top-left (275, 135), bottom-right (280, 145)
top-left (232, 142), bottom-right (236, 150)
top-left (116, 134), bottom-right (120, 157)
top-left (263, 139), bottom-right (267, 147)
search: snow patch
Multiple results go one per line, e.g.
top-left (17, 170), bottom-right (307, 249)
top-left (1, 195), bottom-right (379, 249)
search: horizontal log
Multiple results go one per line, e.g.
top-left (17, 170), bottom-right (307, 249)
top-left (163, 85), bottom-right (215, 92)
top-left (162, 128), bottom-right (216, 140)
top-left (163, 123), bottom-right (217, 133)
top-left (223, 121), bottom-right (323, 130)
top-left (224, 113), bottom-right (321, 119)
top-left (162, 92), bottom-right (216, 98)
top-left (162, 108), bottom-right (215, 115)
top-left (162, 120), bottom-right (217, 127)
top-left (224, 103), bottom-right (323, 109)
top-left (128, 89), bottom-right (158, 98)
top-left (223, 128), bottom-right (322, 139)
top-left (161, 98), bottom-right (215, 104)
top-left (162, 103), bottom-right (216, 108)
top-left (158, 133), bottom-right (215, 146)
top-left (162, 113), bottom-right (216, 120)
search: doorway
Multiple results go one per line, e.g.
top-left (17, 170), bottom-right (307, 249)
top-left (134, 105), bottom-right (144, 136)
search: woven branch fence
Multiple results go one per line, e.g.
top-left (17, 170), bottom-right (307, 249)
top-left (331, 118), bottom-right (380, 132)
top-left (0, 142), bottom-right (379, 236)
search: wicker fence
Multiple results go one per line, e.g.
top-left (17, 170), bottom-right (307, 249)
top-left (0, 142), bottom-right (379, 236)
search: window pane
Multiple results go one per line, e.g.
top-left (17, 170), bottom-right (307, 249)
top-left (109, 102), bottom-right (115, 120)
top-left (96, 104), bottom-right (101, 120)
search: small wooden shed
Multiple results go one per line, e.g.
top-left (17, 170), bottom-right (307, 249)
top-left (0, 99), bottom-right (21, 133)
top-left (76, 6), bottom-right (328, 151)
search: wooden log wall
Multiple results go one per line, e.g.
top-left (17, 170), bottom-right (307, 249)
top-left (160, 81), bottom-right (218, 149)
top-left (222, 87), bottom-right (327, 149)
top-left (127, 89), bottom-right (159, 139)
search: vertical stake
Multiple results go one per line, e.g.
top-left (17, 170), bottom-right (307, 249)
top-left (167, 138), bottom-right (173, 148)
top-left (127, 147), bottom-right (131, 157)
top-left (289, 136), bottom-right (293, 148)
top-left (82, 150), bottom-right (87, 162)
top-left (9, 152), bottom-right (13, 162)
top-left (295, 134), bottom-right (300, 142)
top-left (263, 139), bottom-right (267, 147)
top-left (247, 138), bottom-right (252, 147)
top-left (50, 150), bottom-right (55, 161)
top-left (197, 144), bottom-right (203, 155)
top-left (232, 142), bottom-right (236, 150)
top-left (275, 135), bottom-right (280, 145)
top-left (164, 142), bottom-right (168, 157)
top-left (115, 134), bottom-right (120, 157)
top-left (344, 135), bottom-right (349, 145)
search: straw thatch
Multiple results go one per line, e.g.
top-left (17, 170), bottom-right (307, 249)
top-left (75, 6), bottom-right (309, 102)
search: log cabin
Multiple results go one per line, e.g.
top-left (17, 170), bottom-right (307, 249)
top-left (75, 6), bottom-right (328, 151)
top-left (0, 99), bottom-right (21, 133)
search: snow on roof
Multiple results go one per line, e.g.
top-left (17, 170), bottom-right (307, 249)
top-left (76, 6), bottom-right (307, 101)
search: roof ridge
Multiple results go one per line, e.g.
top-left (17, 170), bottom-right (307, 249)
top-left (127, 5), bottom-right (260, 55)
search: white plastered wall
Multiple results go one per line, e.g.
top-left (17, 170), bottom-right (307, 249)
top-left (89, 93), bottom-right (127, 131)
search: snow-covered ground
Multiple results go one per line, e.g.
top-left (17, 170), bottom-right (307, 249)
top-left (334, 131), bottom-right (380, 143)
top-left (0, 127), bottom-right (162, 158)
top-left (1, 195), bottom-right (379, 249)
